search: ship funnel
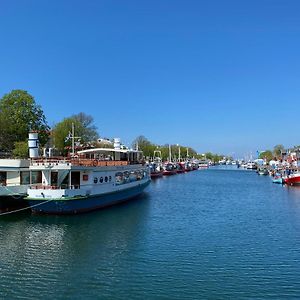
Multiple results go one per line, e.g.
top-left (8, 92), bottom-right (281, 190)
top-left (28, 132), bottom-right (39, 158)
top-left (114, 138), bottom-right (121, 150)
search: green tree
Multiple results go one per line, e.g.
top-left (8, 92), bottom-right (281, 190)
top-left (132, 135), bottom-right (156, 157)
top-left (12, 141), bottom-right (29, 158)
top-left (0, 90), bottom-right (49, 151)
top-left (259, 150), bottom-right (273, 162)
top-left (0, 113), bottom-right (10, 151)
top-left (72, 112), bottom-right (99, 142)
top-left (52, 113), bottom-right (99, 154)
top-left (273, 144), bottom-right (285, 157)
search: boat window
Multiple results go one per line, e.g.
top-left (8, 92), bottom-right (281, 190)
top-left (120, 152), bottom-right (128, 161)
top-left (143, 170), bottom-right (148, 178)
top-left (0, 172), bottom-right (7, 186)
top-left (129, 171), bottom-right (137, 182)
top-left (51, 171), bottom-right (58, 187)
top-left (99, 177), bottom-right (103, 183)
top-left (104, 176), bottom-right (108, 183)
top-left (31, 171), bottom-right (42, 184)
top-left (109, 176), bottom-right (112, 182)
top-left (94, 177), bottom-right (98, 184)
top-left (135, 170), bottom-right (142, 180)
top-left (115, 172), bottom-right (124, 185)
top-left (61, 173), bottom-right (69, 189)
top-left (21, 171), bottom-right (30, 185)
top-left (124, 171), bottom-right (130, 183)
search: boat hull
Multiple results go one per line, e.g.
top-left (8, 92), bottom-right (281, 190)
top-left (150, 172), bottom-right (163, 178)
top-left (258, 171), bottom-right (268, 176)
top-left (0, 195), bottom-right (29, 213)
top-left (284, 176), bottom-right (300, 186)
top-left (176, 170), bottom-right (185, 174)
top-left (28, 180), bottom-right (150, 215)
top-left (163, 170), bottom-right (177, 176)
top-left (272, 177), bottom-right (283, 184)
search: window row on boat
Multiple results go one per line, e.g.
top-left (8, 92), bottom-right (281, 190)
top-left (93, 175), bottom-right (112, 184)
top-left (115, 169), bottom-right (148, 185)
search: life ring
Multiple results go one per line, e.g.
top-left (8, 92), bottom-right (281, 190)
top-left (93, 160), bottom-right (98, 167)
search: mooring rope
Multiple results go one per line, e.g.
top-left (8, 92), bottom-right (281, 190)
top-left (0, 199), bottom-right (54, 216)
top-left (2, 185), bottom-right (24, 199)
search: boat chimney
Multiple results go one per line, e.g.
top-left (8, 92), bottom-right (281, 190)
top-left (28, 132), bottom-right (39, 158)
top-left (114, 138), bottom-right (121, 150)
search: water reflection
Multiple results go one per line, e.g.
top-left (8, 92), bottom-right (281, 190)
top-left (0, 195), bottom-right (150, 298)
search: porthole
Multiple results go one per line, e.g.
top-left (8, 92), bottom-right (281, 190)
top-left (109, 176), bottom-right (112, 182)
top-left (105, 176), bottom-right (108, 183)
top-left (94, 177), bottom-right (98, 184)
top-left (100, 177), bottom-right (103, 183)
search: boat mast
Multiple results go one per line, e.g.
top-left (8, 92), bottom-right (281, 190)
top-left (178, 144), bottom-right (181, 162)
top-left (67, 123), bottom-right (80, 158)
top-left (72, 123), bottom-right (75, 157)
top-left (169, 144), bottom-right (172, 162)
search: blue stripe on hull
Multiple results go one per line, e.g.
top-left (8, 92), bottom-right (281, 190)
top-left (29, 181), bottom-right (150, 215)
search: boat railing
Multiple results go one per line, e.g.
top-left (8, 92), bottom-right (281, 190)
top-left (71, 159), bottom-right (129, 167)
top-left (31, 157), bottom-right (71, 166)
top-left (29, 184), bottom-right (80, 190)
top-left (30, 158), bottom-right (132, 167)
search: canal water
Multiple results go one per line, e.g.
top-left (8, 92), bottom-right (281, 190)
top-left (1, 167), bottom-right (300, 299)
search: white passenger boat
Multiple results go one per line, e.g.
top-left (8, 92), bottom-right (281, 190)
top-left (26, 135), bottom-right (151, 214)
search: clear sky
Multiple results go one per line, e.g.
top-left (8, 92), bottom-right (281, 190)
top-left (0, 0), bottom-right (299, 157)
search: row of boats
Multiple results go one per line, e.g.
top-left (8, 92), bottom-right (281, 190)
top-left (256, 166), bottom-right (300, 186)
top-left (149, 160), bottom-right (207, 178)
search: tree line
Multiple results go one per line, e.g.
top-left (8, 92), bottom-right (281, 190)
top-left (0, 89), bottom-right (225, 161)
top-left (131, 135), bottom-right (226, 162)
top-left (258, 144), bottom-right (298, 162)
top-left (0, 90), bottom-right (100, 157)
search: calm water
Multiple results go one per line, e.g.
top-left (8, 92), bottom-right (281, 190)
top-left (1, 167), bottom-right (300, 299)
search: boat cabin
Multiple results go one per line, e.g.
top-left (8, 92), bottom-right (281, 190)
top-left (76, 148), bottom-right (143, 164)
top-left (28, 148), bottom-right (146, 193)
top-left (0, 159), bottom-right (30, 187)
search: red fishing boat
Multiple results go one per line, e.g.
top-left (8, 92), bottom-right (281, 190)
top-left (163, 163), bottom-right (177, 175)
top-left (150, 162), bottom-right (163, 178)
top-left (176, 162), bottom-right (185, 173)
top-left (284, 172), bottom-right (300, 186)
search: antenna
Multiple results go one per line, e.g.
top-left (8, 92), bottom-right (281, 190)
top-left (65, 123), bottom-right (81, 157)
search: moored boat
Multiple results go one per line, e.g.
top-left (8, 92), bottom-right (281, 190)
top-left (176, 162), bottom-right (185, 173)
top-left (247, 162), bottom-right (257, 170)
top-left (272, 176), bottom-right (283, 184)
top-left (150, 150), bottom-right (164, 178)
top-left (198, 160), bottom-right (209, 169)
top-left (258, 168), bottom-right (269, 176)
top-left (26, 136), bottom-right (151, 214)
top-left (0, 159), bottom-right (30, 212)
top-left (150, 162), bottom-right (163, 178)
top-left (284, 172), bottom-right (300, 186)
top-left (163, 162), bottom-right (177, 175)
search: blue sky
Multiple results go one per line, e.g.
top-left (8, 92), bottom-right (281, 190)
top-left (0, 0), bottom-right (299, 157)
